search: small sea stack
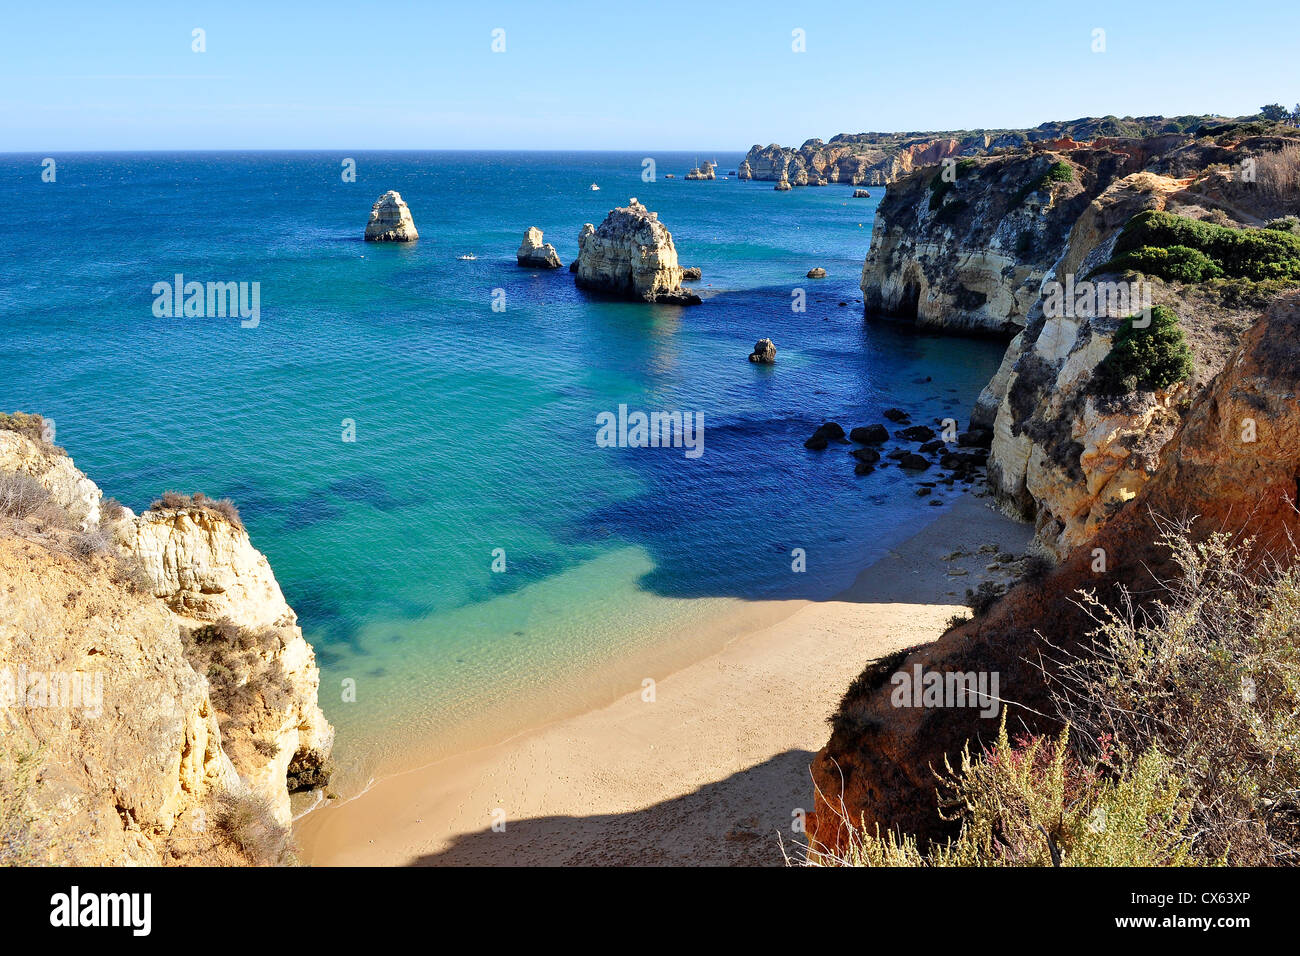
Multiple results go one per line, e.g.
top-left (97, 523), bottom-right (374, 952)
top-left (774, 174), bottom-right (792, 191)
top-left (853, 189), bottom-right (872, 198)
top-left (516, 227), bottom-right (563, 269)
top-left (364, 190), bottom-right (418, 242)
top-left (682, 266), bottom-right (702, 281)
top-left (573, 198), bottom-right (701, 305)
top-left (748, 338), bottom-right (776, 364)
top-left (806, 267), bottom-right (827, 279)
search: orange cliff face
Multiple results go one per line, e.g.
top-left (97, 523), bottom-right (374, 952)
top-left (806, 292), bottom-right (1300, 853)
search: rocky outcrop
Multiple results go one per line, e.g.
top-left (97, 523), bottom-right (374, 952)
top-left (860, 148), bottom-right (1140, 335)
top-left (573, 199), bottom-right (701, 305)
top-left (741, 117), bottom-right (1225, 189)
top-left (685, 161), bottom-right (716, 181)
top-left (364, 190), bottom-right (418, 242)
top-left (807, 291), bottom-right (1300, 853)
top-left (806, 267), bottom-right (827, 279)
top-left (774, 174), bottom-right (791, 192)
top-left (516, 226), bottom-right (562, 269)
top-left (124, 509), bottom-right (334, 826)
top-left (748, 338), bottom-right (776, 364)
top-left (0, 429), bottom-right (102, 530)
top-left (0, 425), bottom-right (333, 864)
top-left (737, 159), bottom-right (754, 180)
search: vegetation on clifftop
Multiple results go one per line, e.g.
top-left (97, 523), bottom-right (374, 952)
top-left (1094, 305), bottom-right (1194, 395)
top-left (817, 523), bottom-right (1300, 867)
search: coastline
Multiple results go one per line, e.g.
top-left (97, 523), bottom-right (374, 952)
top-left (294, 493), bottom-right (1031, 866)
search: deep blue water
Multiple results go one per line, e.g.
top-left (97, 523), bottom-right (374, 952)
top-left (0, 151), bottom-right (1006, 777)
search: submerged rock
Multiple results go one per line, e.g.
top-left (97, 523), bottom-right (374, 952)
top-left (897, 424), bottom-right (936, 442)
top-left (883, 408), bottom-right (910, 423)
top-left (749, 338), bottom-right (777, 364)
top-left (364, 190), bottom-right (418, 242)
top-left (516, 226), bottom-right (563, 269)
top-left (573, 199), bottom-right (701, 304)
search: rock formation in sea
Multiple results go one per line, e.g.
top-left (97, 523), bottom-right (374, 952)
top-left (516, 226), bottom-right (563, 269)
top-left (806, 267), bottom-right (827, 279)
top-left (0, 417), bottom-right (334, 864)
top-left (748, 338), bottom-right (776, 363)
top-left (364, 190), bottom-right (418, 242)
top-left (573, 199), bottom-right (701, 305)
top-left (685, 160), bottom-right (716, 181)
top-left (681, 266), bottom-right (702, 281)
top-left (737, 159), bottom-right (754, 180)
top-left (853, 189), bottom-right (871, 198)
top-left (774, 174), bottom-right (791, 192)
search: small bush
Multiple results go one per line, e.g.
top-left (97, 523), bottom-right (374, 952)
top-left (0, 746), bottom-right (45, 866)
top-left (212, 790), bottom-right (290, 865)
top-left (99, 497), bottom-right (126, 524)
top-left (1045, 161), bottom-right (1074, 183)
top-left (0, 471), bottom-right (50, 519)
top-left (0, 412), bottom-right (62, 454)
top-left (967, 581), bottom-right (1003, 616)
top-left (149, 491), bottom-right (243, 530)
top-left (1050, 520), bottom-right (1300, 863)
top-left (1020, 553), bottom-right (1054, 583)
top-left (1095, 244), bottom-right (1223, 283)
top-left (1095, 305), bottom-right (1194, 395)
top-left (946, 612), bottom-right (972, 630)
top-left (69, 529), bottom-right (111, 561)
top-left (816, 720), bottom-right (1199, 867)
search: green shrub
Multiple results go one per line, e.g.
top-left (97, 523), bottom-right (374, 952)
top-left (1095, 305), bottom-right (1193, 395)
top-left (1097, 244), bottom-right (1224, 283)
top-left (1045, 161), bottom-right (1074, 183)
top-left (1111, 210), bottom-right (1300, 281)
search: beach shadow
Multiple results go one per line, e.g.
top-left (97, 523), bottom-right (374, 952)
top-left (404, 749), bottom-right (817, 867)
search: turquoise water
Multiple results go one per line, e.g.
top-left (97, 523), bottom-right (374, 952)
top-left (0, 152), bottom-right (1006, 785)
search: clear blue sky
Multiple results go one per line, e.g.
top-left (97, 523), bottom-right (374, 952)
top-left (3, 0), bottom-right (1297, 150)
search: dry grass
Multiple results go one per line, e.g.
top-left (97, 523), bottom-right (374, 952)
top-left (1256, 144), bottom-right (1300, 212)
top-left (149, 491), bottom-right (243, 530)
top-left (0, 412), bottom-right (64, 456)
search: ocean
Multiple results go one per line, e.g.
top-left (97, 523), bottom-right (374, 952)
top-left (0, 151), bottom-right (1006, 792)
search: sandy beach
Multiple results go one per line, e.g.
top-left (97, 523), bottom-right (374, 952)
top-left (295, 493), bottom-right (1031, 866)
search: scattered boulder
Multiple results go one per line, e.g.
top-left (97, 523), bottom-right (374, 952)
top-left (364, 190), bottom-right (418, 242)
top-left (883, 408), bottom-right (910, 423)
top-left (850, 424), bottom-right (889, 444)
top-left (806, 267), bottom-right (827, 279)
top-left (573, 199), bottom-right (701, 304)
top-left (804, 422), bottom-right (846, 449)
top-left (853, 189), bottom-right (872, 198)
top-left (958, 427), bottom-right (994, 449)
top-left (749, 338), bottom-right (777, 364)
top-left (516, 227), bottom-right (563, 269)
top-left (919, 439), bottom-right (945, 454)
top-left (850, 447), bottom-right (881, 464)
top-left (682, 266), bottom-right (702, 281)
top-left (897, 424), bottom-right (936, 442)
top-left (899, 453), bottom-right (931, 470)
top-left (853, 462), bottom-right (876, 476)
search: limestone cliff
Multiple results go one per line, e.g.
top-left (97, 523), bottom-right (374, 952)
top-left (574, 199), bottom-right (701, 305)
top-left (860, 148), bottom-right (1137, 335)
top-left (0, 423), bottom-right (333, 865)
top-left (808, 291), bottom-right (1300, 852)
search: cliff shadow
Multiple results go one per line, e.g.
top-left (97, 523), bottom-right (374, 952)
top-left (404, 749), bottom-right (816, 867)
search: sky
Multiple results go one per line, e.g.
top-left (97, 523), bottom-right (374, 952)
top-left (2, 0), bottom-right (1298, 151)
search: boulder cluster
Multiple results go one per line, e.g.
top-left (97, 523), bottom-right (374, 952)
top-left (802, 408), bottom-right (993, 495)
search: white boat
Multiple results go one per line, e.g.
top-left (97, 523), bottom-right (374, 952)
top-left (589, 183), bottom-right (600, 191)
top-left (457, 254), bottom-right (477, 261)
